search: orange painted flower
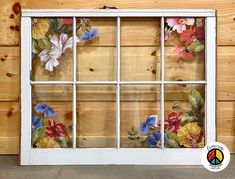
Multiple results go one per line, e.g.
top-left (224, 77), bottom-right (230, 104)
top-left (36, 137), bottom-right (60, 148)
top-left (177, 122), bottom-right (204, 148)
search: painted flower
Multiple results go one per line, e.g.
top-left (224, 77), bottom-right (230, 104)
top-left (177, 122), bottom-right (204, 148)
top-left (193, 27), bottom-right (205, 41)
top-left (140, 115), bottom-right (157, 135)
top-left (166, 18), bottom-right (195, 33)
top-left (32, 115), bottom-right (42, 131)
top-left (165, 112), bottom-right (183, 132)
top-left (46, 119), bottom-right (68, 139)
top-left (36, 137), bottom-right (60, 148)
top-left (80, 28), bottom-right (98, 41)
top-left (174, 45), bottom-right (193, 59)
top-left (147, 131), bottom-right (161, 148)
top-left (39, 33), bottom-right (79, 71)
top-left (180, 28), bottom-right (205, 46)
top-left (35, 103), bottom-right (55, 117)
top-left (164, 32), bottom-right (170, 41)
top-left (32, 19), bottom-right (50, 39)
top-left (62, 18), bottom-right (73, 25)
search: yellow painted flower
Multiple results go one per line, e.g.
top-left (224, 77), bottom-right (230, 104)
top-left (32, 18), bottom-right (50, 39)
top-left (177, 122), bottom-right (204, 148)
top-left (36, 137), bottom-right (60, 148)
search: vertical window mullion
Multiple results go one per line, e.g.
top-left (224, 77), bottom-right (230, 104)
top-left (72, 17), bottom-right (77, 148)
top-left (116, 16), bottom-right (121, 149)
top-left (160, 17), bottom-right (165, 149)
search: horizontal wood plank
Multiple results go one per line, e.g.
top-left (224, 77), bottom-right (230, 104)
top-left (1, 0), bottom-right (235, 45)
top-left (0, 47), bottom-right (19, 101)
top-left (1, 46), bottom-right (235, 101)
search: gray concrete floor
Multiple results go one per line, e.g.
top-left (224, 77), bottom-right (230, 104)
top-left (0, 155), bottom-right (234, 179)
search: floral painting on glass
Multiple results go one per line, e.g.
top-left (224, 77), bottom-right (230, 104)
top-left (125, 86), bottom-right (205, 148)
top-left (165, 17), bottom-right (205, 59)
top-left (32, 103), bottom-right (73, 148)
top-left (31, 17), bottom-right (98, 74)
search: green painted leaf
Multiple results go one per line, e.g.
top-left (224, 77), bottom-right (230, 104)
top-left (181, 111), bottom-right (199, 125)
top-left (188, 87), bottom-right (204, 110)
top-left (196, 18), bottom-right (203, 27)
top-left (187, 40), bottom-right (204, 53)
top-left (32, 39), bottom-right (40, 54)
top-left (165, 130), bottom-right (179, 148)
top-left (59, 25), bottom-right (73, 34)
top-left (167, 139), bottom-right (180, 148)
top-left (49, 18), bottom-right (60, 32)
top-left (188, 94), bottom-right (198, 109)
top-left (32, 127), bottom-right (46, 145)
top-left (172, 101), bottom-right (181, 110)
top-left (37, 37), bottom-right (51, 50)
top-left (56, 137), bottom-right (68, 148)
top-left (56, 136), bottom-right (73, 148)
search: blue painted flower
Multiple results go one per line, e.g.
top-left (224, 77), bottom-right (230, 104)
top-left (147, 131), bottom-right (161, 148)
top-left (80, 28), bottom-right (98, 41)
top-left (140, 115), bottom-right (157, 135)
top-left (35, 103), bottom-right (55, 117)
top-left (32, 115), bottom-right (42, 131)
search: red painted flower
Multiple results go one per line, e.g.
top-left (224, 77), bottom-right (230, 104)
top-left (165, 112), bottom-right (183, 132)
top-left (46, 119), bottom-right (68, 138)
top-left (62, 18), bottom-right (73, 25)
top-left (180, 27), bottom-right (205, 46)
top-left (174, 45), bottom-right (193, 59)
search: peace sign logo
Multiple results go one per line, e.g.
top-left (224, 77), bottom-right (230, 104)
top-left (207, 149), bottom-right (224, 165)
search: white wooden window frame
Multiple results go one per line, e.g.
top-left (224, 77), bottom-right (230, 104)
top-left (21, 9), bottom-right (216, 165)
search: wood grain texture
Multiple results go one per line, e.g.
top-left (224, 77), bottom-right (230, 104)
top-left (217, 47), bottom-right (235, 100)
top-left (1, 0), bottom-right (235, 45)
top-left (2, 46), bottom-right (234, 101)
top-left (0, 47), bottom-right (19, 101)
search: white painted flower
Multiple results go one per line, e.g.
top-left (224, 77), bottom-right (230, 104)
top-left (39, 33), bottom-right (79, 72)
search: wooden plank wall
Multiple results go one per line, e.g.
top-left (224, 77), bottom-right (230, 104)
top-left (0, 0), bottom-right (235, 153)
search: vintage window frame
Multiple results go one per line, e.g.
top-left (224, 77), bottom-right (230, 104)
top-left (21, 9), bottom-right (216, 165)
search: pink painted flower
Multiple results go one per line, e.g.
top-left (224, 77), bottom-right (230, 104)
top-left (166, 18), bottom-right (195, 33)
top-left (180, 27), bottom-right (205, 46)
top-left (164, 32), bottom-right (169, 41)
top-left (165, 112), bottom-right (183, 132)
top-left (174, 45), bottom-right (193, 59)
top-left (180, 30), bottom-right (195, 46)
top-left (46, 119), bottom-right (68, 139)
top-left (62, 18), bottom-right (73, 25)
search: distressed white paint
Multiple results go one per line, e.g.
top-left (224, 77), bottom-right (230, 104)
top-left (21, 9), bottom-right (216, 165)
top-left (22, 9), bottom-right (215, 17)
top-left (20, 17), bottom-right (32, 165)
top-left (205, 17), bottom-right (216, 144)
top-left (160, 17), bottom-right (165, 149)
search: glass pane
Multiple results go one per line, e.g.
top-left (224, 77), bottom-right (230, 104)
top-left (76, 18), bottom-right (116, 81)
top-left (164, 17), bottom-right (205, 81)
top-left (76, 85), bottom-right (116, 148)
top-left (120, 85), bottom-right (161, 148)
top-left (31, 18), bottom-right (73, 81)
top-left (121, 18), bottom-right (161, 81)
top-left (31, 85), bottom-right (73, 148)
top-left (164, 84), bottom-right (205, 148)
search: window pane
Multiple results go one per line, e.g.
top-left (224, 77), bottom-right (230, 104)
top-left (164, 84), bottom-right (205, 148)
top-left (121, 18), bottom-right (161, 81)
top-left (120, 85), bottom-right (161, 148)
top-left (164, 17), bottom-right (205, 81)
top-left (31, 18), bottom-right (73, 81)
top-left (76, 18), bottom-right (116, 81)
top-left (76, 85), bottom-right (116, 148)
top-left (31, 85), bottom-right (73, 148)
